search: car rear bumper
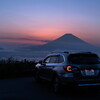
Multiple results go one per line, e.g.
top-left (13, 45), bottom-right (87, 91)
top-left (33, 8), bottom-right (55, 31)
top-left (78, 83), bottom-right (100, 87)
top-left (60, 76), bottom-right (100, 87)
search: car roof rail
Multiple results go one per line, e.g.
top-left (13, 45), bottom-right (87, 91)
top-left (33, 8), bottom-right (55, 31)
top-left (51, 50), bottom-right (69, 54)
top-left (78, 51), bottom-right (93, 54)
top-left (72, 51), bottom-right (95, 54)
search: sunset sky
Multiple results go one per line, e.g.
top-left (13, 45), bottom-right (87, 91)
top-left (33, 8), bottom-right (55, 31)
top-left (0, 0), bottom-right (100, 45)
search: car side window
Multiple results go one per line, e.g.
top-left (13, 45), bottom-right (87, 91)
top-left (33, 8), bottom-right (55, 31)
top-left (58, 55), bottom-right (64, 63)
top-left (49, 56), bottom-right (58, 63)
top-left (44, 56), bottom-right (59, 63)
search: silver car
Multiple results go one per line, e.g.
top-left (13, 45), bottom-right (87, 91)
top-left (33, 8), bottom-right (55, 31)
top-left (35, 51), bottom-right (100, 93)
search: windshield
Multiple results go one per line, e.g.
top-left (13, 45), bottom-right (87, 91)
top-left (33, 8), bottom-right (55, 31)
top-left (68, 54), bottom-right (100, 64)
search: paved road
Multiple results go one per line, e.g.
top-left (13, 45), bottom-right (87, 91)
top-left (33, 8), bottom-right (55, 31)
top-left (0, 77), bottom-right (100, 100)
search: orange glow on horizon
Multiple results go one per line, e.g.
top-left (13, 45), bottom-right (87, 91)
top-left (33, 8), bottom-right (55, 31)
top-left (0, 25), bottom-right (100, 45)
top-left (27, 28), bottom-right (70, 40)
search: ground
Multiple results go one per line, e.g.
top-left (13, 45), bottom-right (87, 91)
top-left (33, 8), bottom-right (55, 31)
top-left (0, 77), bottom-right (100, 100)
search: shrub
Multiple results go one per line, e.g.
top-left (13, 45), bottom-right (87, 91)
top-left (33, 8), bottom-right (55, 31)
top-left (0, 57), bottom-right (37, 78)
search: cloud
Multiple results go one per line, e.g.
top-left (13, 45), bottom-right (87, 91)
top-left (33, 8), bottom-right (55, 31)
top-left (0, 37), bottom-right (52, 43)
top-left (0, 48), bottom-right (3, 50)
top-left (35, 39), bottom-right (51, 43)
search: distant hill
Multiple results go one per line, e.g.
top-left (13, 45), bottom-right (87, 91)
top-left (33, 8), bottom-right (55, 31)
top-left (30, 33), bottom-right (99, 52)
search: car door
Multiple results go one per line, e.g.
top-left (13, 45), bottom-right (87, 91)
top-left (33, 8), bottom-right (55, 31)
top-left (38, 56), bottom-right (51, 80)
top-left (39, 55), bottom-right (59, 81)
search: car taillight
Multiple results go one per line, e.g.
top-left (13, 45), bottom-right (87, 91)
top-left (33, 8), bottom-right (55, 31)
top-left (64, 66), bottom-right (72, 72)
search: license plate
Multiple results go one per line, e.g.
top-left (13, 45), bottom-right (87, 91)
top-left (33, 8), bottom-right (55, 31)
top-left (85, 69), bottom-right (94, 76)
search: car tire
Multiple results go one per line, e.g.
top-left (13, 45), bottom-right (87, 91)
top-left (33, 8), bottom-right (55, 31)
top-left (52, 77), bottom-right (61, 94)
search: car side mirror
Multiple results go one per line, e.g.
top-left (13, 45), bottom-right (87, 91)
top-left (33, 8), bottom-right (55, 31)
top-left (39, 60), bottom-right (43, 64)
top-left (39, 60), bottom-right (46, 66)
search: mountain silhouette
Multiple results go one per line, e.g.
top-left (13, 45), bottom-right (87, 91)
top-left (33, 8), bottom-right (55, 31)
top-left (50, 33), bottom-right (86, 44)
top-left (31, 33), bottom-right (97, 51)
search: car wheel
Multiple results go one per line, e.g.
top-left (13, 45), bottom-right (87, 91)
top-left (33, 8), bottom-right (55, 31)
top-left (52, 77), bottom-right (61, 94)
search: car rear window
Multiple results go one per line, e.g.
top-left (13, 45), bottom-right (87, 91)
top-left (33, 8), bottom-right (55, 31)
top-left (68, 54), bottom-right (100, 64)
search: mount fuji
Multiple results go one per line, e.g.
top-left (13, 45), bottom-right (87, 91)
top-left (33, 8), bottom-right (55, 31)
top-left (30, 33), bottom-right (98, 52)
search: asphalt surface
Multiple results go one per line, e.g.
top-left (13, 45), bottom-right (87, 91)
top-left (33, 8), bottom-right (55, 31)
top-left (0, 77), bottom-right (100, 100)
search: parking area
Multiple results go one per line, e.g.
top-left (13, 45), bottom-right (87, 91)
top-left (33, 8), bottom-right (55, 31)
top-left (0, 77), bottom-right (100, 100)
